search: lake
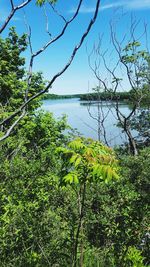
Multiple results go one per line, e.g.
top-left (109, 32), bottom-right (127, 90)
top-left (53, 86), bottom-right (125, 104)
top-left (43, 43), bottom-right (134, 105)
top-left (42, 98), bottom-right (133, 147)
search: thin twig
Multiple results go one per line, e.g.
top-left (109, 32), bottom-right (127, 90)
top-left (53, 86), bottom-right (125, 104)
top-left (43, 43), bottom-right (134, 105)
top-left (0, 0), bottom-right (32, 33)
top-left (0, 0), bottom-right (101, 141)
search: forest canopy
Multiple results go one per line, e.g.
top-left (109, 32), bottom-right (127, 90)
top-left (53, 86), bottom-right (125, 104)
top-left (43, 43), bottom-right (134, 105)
top-left (0, 1), bottom-right (150, 266)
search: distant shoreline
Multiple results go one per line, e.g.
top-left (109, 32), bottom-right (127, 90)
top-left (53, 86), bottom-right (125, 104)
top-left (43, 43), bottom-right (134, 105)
top-left (42, 92), bottom-right (131, 101)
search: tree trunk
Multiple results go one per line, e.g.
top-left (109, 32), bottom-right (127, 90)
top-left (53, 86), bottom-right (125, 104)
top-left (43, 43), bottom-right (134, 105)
top-left (126, 128), bottom-right (138, 156)
top-left (72, 182), bottom-right (86, 267)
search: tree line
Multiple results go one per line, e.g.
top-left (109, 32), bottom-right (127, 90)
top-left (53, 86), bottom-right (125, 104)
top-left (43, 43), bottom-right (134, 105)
top-left (0, 1), bottom-right (149, 266)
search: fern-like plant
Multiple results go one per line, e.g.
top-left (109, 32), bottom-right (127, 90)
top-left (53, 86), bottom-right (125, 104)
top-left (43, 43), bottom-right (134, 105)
top-left (58, 138), bottom-right (120, 267)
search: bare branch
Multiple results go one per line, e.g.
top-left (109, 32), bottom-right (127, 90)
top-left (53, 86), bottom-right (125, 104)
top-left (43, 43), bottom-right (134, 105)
top-left (32, 0), bottom-right (84, 59)
top-left (86, 16), bottom-right (148, 154)
top-left (0, 110), bottom-right (26, 142)
top-left (110, 23), bottom-right (135, 90)
top-left (0, 0), bottom-right (32, 34)
top-left (23, 11), bottom-right (34, 102)
top-left (10, 0), bottom-right (14, 9)
top-left (43, 5), bottom-right (52, 37)
top-left (49, 2), bottom-right (67, 23)
top-left (0, 0), bottom-right (101, 141)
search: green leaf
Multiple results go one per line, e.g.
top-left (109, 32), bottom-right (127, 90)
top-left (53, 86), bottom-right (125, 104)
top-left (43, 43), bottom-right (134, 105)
top-left (63, 172), bottom-right (79, 184)
top-left (36, 0), bottom-right (57, 6)
top-left (74, 156), bottom-right (82, 167)
top-left (92, 164), bottom-right (119, 182)
top-left (68, 138), bottom-right (85, 151)
top-left (69, 154), bottom-right (78, 164)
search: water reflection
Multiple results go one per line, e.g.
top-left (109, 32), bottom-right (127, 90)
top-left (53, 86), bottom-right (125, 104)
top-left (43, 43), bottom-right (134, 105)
top-left (41, 98), bottom-right (135, 147)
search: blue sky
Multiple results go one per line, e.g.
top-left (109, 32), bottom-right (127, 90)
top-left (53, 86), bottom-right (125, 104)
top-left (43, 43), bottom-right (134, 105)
top-left (0, 0), bottom-right (150, 94)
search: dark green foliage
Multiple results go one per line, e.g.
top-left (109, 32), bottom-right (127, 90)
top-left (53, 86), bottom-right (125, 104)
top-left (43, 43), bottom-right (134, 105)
top-left (1, 128), bottom-right (149, 266)
top-left (0, 28), bottom-right (46, 140)
top-left (0, 29), bottom-right (149, 267)
top-left (131, 108), bottom-right (150, 147)
top-left (79, 91), bottom-right (131, 101)
top-left (42, 93), bottom-right (81, 100)
top-left (0, 111), bottom-right (71, 267)
top-left (81, 148), bottom-right (150, 266)
top-left (0, 28), bottom-right (27, 107)
top-left (0, 28), bottom-right (45, 113)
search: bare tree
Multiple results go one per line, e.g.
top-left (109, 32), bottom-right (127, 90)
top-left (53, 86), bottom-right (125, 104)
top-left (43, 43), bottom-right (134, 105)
top-left (87, 40), bottom-right (117, 146)
top-left (0, 0), bottom-right (101, 142)
top-left (86, 86), bottom-right (111, 146)
top-left (88, 18), bottom-right (150, 155)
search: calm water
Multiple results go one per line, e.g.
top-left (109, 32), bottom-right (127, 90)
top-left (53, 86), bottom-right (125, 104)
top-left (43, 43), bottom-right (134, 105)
top-left (42, 98), bottom-right (133, 146)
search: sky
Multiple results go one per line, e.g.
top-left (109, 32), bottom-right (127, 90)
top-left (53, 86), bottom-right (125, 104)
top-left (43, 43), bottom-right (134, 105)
top-left (0, 0), bottom-right (150, 95)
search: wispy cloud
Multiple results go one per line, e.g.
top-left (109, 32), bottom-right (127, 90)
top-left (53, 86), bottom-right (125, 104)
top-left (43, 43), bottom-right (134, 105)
top-left (101, 1), bottom-right (125, 11)
top-left (69, 0), bottom-right (150, 14)
top-left (127, 0), bottom-right (150, 9)
top-left (69, 6), bottom-right (94, 14)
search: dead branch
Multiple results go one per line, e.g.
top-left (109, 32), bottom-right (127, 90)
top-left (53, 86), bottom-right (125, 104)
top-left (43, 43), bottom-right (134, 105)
top-left (87, 17), bottom-right (150, 155)
top-left (0, 0), bottom-right (32, 34)
top-left (0, 0), bottom-right (101, 141)
top-left (0, 109), bottom-right (26, 142)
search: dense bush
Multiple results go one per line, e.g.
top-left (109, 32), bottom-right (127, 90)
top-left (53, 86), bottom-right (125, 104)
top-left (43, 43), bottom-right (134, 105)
top-left (0, 28), bottom-right (149, 267)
